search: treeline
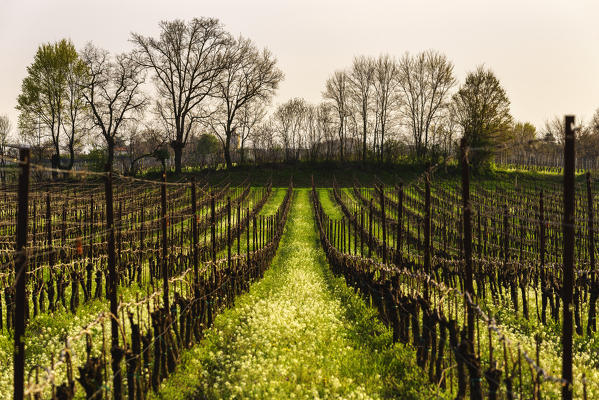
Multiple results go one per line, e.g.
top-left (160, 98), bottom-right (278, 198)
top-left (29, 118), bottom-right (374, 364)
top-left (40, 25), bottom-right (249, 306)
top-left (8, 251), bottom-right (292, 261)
top-left (4, 17), bottom-right (599, 175)
top-left (12, 18), bottom-right (283, 175)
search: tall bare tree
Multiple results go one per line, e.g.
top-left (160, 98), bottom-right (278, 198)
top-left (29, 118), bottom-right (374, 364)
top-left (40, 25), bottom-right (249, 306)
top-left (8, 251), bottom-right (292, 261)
top-left (348, 56), bottom-right (375, 162)
top-left (304, 104), bottom-right (321, 161)
top-left (237, 101), bottom-right (267, 164)
top-left (0, 115), bottom-right (11, 187)
top-left (121, 122), bottom-right (166, 175)
top-left (274, 98), bottom-right (308, 162)
top-left (373, 54), bottom-right (399, 162)
top-left (591, 109), bottom-right (599, 136)
top-left (211, 36), bottom-right (283, 168)
top-left (323, 70), bottom-right (350, 161)
top-left (62, 55), bottom-right (89, 169)
top-left (398, 50), bottom-right (456, 157)
top-left (132, 18), bottom-right (230, 174)
top-left (80, 43), bottom-right (147, 170)
top-left (316, 102), bottom-right (335, 161)
top-left (544, 116), bottom-right (565, 144)
top-left (250, 121), bottom-right (276, 164)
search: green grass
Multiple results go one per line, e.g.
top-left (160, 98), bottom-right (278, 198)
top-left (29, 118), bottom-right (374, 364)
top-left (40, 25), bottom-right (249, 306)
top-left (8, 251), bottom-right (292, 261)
top-left (259, 187), bottom-right (286, 216)
top-left (317, 188), bottom-right (343, 219)
top-left (153, 189), bottom-right (443, 399)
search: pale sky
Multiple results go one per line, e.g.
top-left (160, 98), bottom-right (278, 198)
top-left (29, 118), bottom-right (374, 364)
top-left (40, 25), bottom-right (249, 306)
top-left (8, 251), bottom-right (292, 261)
top-left (1, 0), bottom-right (598, 137)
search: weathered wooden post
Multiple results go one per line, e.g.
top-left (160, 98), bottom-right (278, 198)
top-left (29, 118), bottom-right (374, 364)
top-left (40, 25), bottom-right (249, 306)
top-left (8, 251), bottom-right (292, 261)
top-left (14, 148), bottom-right (30, 400)
top-left (540, 190), bottom-right (547, 325)
top-left (191, 179), bottom-right (198, 286)
top-left (396, 184), bottom-right (403, 264)
top-left (562, 115), bottom-right (575, 400)
top-left (227, 196), bottom-right (231, 268)
top-left (461, 138), bottom-right (474, 339)
top-left (161, 168), bottom-right (169, 311)
top-left (586, 172), bottom-right (597, 335)
top-left (380, 187), bottom-right (387, 264)
top-left (460, 138), bottom-right (482, 400)
top-left (105, 164), bottom-right (122, 399)
top-left (211, 195), bottom-right (216, 263)
top-left (425, 172), bottom-right (431, 276)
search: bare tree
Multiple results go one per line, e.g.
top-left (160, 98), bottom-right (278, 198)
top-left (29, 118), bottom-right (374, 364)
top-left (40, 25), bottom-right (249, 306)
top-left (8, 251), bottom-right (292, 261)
top-left (80, 43), bottom-right (147, 170)
top-left (0, 115), bottom-right (11, 187)
top-left (119, 121), bottom-right (167, 175)
top-left (430, 109), bottom-right (459, 161)
top-left (316, 102), bottom-right (335, 161)
top-left (132, 18), bottom-right (230, 174)
top-left (250, 120), bottom-right (276, 164)
top-left (547, 114), bottom-right (599, 160)
top-left (62, 56), bottom-right (89, 169)
top-left (398, 50), bottom-right (456, 158)
top-left (348, 56), bottom-right (375, 162)
top-left (304, 104), bottom-right (319, 161)
top-left (211, 36), bottom-right (283, 168)
top-left (274, 98), bottom-right (308, 162)
top-left (323, 70), bottom-right (350, 161)
top-left (237, 101), bottom-right (267, 164)
top-left (544, 116), bottom-right (565, 144)
top-left (592, 109), bottom-right (599, 136)
top-left (373, 54), bottom-right (399, 162)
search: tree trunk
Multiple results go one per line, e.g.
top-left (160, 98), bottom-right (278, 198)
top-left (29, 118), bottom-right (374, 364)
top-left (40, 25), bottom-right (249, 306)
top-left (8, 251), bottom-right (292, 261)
top-left (51, 154), bottom-right (59, 180)
top-left (224, 137), bottom-right (232, 169)
top-left (171, 140), bottom-right (183, 175)
top-left (106, 137), bottom-right (115, 172)
top-left (362, 109), bottom-right (367, 163)
top-left (51, 137), bottom-right (60, 179)
top-left (65, 143), bottom-right (75, 170)
top-left (0, 146), bottom-right (5, 188)
top-left (338, 123), bottom-right (345, 162)
top-left (380, 123), bottom-right (385, 163)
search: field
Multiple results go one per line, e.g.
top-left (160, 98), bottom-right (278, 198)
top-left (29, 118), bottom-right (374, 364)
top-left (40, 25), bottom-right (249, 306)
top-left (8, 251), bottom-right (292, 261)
top-left (1, 163), bottom-right (597, 399)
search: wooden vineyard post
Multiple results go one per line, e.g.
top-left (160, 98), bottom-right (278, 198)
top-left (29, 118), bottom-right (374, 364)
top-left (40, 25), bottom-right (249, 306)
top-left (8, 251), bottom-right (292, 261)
top-left (540, 190), bottom-right (547, 325)
top-left (380, 187), bottom-right (387, 264)
top-left (460, 138), bottom-right (482, 400)
top-left (460, 138), bottom-right (474, 339)
top-left (14, 148), bottom-right (30, 400)
top-left (161, 168), bottom-right (169, 312)
top-left (191, 179), bottom-right (198, 287)
top-left (246, 207), bottom-right (250, 262)
top-left (562, 115), bottom-right (575, 400)
top-left (211, 195), bottom-right (216, 263)
top-left (227, 196), bottom-right (231, 268)
top-left (396, 184), bottom-right (403, 264)
top-left (237, 203), bottom-right (241, 256)
top-left (425, 172), bottom-right (431, 277)
top-left (586, 172), bottom-right (597, 335)
top-left (104, 164), bottom-right (122, 399)
top-left (360, 209), bottom-right (364, 257)
top-left (368, 199), bottom-right (373, 259)
top-left (46, 191), bottom-right (55, 312)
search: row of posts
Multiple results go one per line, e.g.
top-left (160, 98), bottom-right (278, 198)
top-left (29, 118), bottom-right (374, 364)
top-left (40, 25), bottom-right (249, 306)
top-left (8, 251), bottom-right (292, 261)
top-left (11, 115), bottom-right (579, 400)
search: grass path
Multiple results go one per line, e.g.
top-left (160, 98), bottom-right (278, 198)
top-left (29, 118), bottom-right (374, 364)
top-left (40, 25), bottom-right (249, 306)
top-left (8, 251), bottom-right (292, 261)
top-left (155, 189), bottom-right (441, 399)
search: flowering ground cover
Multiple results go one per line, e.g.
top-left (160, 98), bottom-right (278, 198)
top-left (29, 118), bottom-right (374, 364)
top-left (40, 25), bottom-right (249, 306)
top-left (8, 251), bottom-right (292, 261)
top-left (154, 189), bottom-right (442, 399)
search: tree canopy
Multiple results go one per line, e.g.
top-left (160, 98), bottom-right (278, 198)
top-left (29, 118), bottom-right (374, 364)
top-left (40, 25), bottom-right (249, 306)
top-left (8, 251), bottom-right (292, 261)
top-left (452, 66), bottom-right (512, 169)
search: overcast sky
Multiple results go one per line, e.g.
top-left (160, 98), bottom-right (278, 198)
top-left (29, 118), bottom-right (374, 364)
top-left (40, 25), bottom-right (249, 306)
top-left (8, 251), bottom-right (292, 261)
top-left (1, 0), bottom-right (597, 136)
